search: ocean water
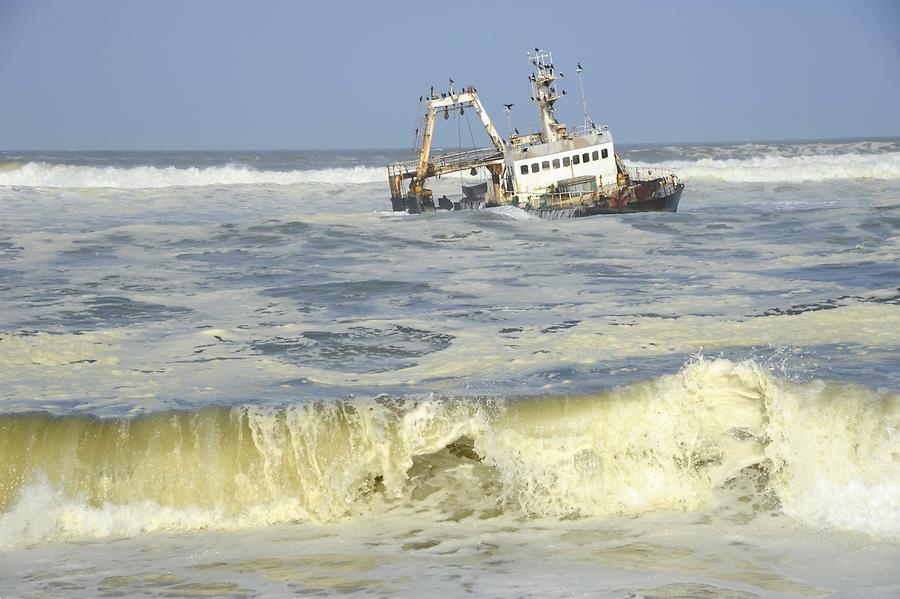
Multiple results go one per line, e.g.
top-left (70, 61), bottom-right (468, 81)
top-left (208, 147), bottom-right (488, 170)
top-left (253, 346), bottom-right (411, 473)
top-left (0, 139), bottom-right (898, 598)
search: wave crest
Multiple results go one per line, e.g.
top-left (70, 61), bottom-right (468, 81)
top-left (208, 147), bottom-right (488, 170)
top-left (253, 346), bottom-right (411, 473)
top-left (633, 151), bottom-right (900, 182)
top-left (0, 162), bottom-right (385, 189)
top-left (1, 359), bottom-right (897, 546)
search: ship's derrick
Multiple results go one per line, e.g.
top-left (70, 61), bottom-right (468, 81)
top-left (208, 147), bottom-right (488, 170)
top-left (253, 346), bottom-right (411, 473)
top-left (387, 147), bottom-right (504, 200)
top-left (387, 86), bottom-right (506, 202)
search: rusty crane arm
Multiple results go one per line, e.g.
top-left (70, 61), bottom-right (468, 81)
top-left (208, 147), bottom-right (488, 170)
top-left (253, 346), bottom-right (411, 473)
top-left (394, 87), bottom-right (506, 200)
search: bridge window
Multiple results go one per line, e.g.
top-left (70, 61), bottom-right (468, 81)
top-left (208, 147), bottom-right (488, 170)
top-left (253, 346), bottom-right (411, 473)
top-left (592, 150), bottom-right (599, 161)
top-left (563, 156), bottom-right (570, 167)
top-left (572, 154), bottom-right (580, 165)
top-left (520, 164), bottom-right (528, 175)
top-left (542, 161), bottom-right (550, 170)
top-left (531, 163), bottom-right (539, 173)
top-left (582, 152), bottom-right (590, 163)
top-left (602, 148), bottom-right (609, 159)
top-left (552, 158), bottom-right (560, 169)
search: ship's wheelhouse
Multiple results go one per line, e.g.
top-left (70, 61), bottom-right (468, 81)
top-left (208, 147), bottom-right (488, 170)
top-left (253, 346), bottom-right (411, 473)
top-left (508, 132), bottom-right (618, 196)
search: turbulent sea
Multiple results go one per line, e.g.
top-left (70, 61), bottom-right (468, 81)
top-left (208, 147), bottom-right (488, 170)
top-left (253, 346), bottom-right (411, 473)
top-left (0, 139), bottom-right (898, 598)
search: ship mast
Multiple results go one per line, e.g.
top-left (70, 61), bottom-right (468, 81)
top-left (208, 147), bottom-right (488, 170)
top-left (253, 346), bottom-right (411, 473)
top-left (527, 49), bottom-right (565, 143)
top-left (576, 61), bottom-right (590, 128)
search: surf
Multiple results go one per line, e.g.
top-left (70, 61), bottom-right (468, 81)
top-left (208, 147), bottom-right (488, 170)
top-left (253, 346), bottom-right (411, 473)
top-left (1, 358), bottom-right (896, 547)
top-left (0, 162), bottom-right (385, 189)
top-left (632, 151), bottom-right (900, 182)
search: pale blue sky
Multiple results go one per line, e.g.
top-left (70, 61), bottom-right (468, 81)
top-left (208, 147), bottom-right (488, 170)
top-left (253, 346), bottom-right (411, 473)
top-left (1, 0), bottom-right (898, 149)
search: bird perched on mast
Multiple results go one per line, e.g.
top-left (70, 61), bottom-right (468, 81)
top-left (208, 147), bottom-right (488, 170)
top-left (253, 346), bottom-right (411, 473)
top-left (575, 62), bottom-right (589, 127)
top-left (503, 104), bottom-right (515, 139)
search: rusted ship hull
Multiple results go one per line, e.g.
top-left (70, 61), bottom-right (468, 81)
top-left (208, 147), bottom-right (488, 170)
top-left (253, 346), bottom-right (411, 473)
top-left (392, 179), bottom-right (683, 218)
top-left (530, 185), bottom-right (682, 219)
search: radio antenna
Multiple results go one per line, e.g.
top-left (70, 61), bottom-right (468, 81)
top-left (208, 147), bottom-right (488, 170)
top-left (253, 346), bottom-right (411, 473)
top-left (576, 61), bottom-right (590, 128)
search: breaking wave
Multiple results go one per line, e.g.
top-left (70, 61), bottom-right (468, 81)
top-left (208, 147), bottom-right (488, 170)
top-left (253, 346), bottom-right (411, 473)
top-left (5, 146), bottom-right (899, 189)
top-left (633, 151), bottom-right (900, 182)
top-left (0, 162), bottom-right (385, 189)
top-left (1, 359), bottom-right (897, 546)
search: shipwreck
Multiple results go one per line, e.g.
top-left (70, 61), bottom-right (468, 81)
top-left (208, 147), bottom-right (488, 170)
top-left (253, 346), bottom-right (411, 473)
top-left (387, 49), bottom-right (684, 218)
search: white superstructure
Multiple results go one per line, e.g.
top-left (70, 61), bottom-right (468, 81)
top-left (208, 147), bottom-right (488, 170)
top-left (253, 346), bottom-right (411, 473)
top-left (505, 49), bottom-right (618, 203)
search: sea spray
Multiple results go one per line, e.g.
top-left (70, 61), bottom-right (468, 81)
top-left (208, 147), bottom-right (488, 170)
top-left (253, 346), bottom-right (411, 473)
top-left (4, 359), bottom-right (895, 546)
top-left (764, 378), bottom-right (900, 538)
top-left (475, 359), bottom-right (769, 517)
top-left (3, 147), bottom-right (900, 189)
top-left (631, 151), bottom-right (900, 183)
top-left (0, 162), bottom-right (385, 188)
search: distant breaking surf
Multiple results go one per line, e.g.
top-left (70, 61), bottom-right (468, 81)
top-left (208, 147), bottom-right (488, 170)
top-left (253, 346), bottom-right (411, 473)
top-left (2, 149), bottom-right (900, 189)
top-left (0, 162), bottom-right (385, 189)
top-left (632, 151), bottom-right (900, 183)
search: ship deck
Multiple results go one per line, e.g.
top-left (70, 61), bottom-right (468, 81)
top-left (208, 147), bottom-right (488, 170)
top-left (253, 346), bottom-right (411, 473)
top-left (387, 147), bottom-right (503, 182)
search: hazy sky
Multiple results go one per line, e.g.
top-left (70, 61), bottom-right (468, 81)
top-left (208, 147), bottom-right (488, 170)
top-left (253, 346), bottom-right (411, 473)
top-left (1, 0), bottom-right (898, 150)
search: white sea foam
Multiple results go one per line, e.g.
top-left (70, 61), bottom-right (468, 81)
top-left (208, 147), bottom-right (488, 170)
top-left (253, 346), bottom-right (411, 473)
top-left (765, 378), bottom-right (900, 539)
top-left (4, 146), bottom-right (899, 189)
top-left (633, 151), bottom-right (900, 182)
top-left (482, 205), bottom-right (540, 220)
top-left (1, 359), bottom-right (897, 546)
top-left (0, 162), bottom-right (385, 188)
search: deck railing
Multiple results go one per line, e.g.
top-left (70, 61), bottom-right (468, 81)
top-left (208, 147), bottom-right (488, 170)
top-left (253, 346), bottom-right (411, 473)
top-left (514, 189), bottom-right (602, 209)
top-left (513, 168), bottom-right (681, 209)
top-left (387, 146), bottom-right (503, 179)
top-left (567, 123), bottom-right (609, 137)
top-left (624, 166), bottom-right (677, 182)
